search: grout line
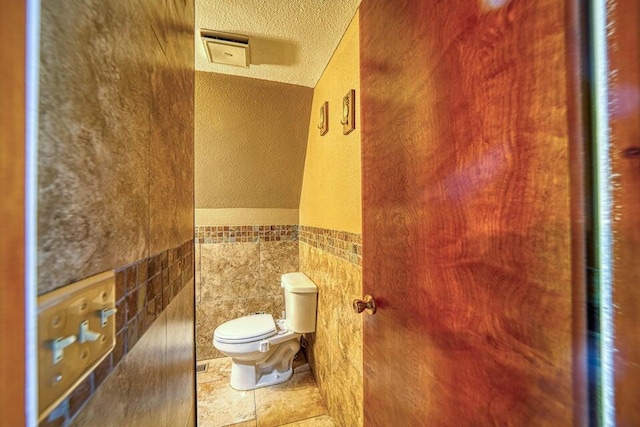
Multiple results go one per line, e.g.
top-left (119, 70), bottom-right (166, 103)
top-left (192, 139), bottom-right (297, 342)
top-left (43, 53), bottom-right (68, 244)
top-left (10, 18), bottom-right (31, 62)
top-left (258, 238), bottom-right (263, 281)
top-left (253, 388), bottom-right (258, 426)
top-left (274, 414), bottom-right (330, 427)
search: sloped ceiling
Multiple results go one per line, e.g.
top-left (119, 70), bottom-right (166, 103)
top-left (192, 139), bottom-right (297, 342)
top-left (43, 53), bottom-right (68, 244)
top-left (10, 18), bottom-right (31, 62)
top-left (195, 0), bottom-right (361, 88)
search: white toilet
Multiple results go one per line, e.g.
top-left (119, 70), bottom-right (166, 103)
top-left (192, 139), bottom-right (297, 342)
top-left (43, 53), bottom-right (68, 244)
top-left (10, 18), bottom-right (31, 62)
top-left (212, 272), bottom-right (318, 390)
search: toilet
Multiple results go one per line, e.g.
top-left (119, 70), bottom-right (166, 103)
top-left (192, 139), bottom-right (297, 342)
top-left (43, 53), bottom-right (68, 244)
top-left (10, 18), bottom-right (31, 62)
top-left (212, 272), bottom-right (318, 390)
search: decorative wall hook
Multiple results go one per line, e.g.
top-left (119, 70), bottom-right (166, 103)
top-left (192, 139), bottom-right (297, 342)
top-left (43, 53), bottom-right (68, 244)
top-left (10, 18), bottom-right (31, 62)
top-left (318, 101), bottom-right (328, 136)
top-left (341, 89), bottom-right (355, 135)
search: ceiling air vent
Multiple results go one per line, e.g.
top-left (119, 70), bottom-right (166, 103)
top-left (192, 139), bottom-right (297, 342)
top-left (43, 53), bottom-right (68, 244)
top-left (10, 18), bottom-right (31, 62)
top-left (200, 30), bottom-right (250, 68)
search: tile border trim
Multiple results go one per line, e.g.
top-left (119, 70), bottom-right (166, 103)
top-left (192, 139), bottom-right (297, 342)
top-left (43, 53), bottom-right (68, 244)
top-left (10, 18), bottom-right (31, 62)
top-left (195, 224), bottom-right (298, 243)
top-left (299, 226), bottom-right (362, 266)
top-left (194, 224), bottom-right (362, 266)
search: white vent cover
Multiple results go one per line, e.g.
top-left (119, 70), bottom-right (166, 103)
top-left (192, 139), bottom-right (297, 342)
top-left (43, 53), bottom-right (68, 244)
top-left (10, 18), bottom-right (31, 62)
top-left (201, 30), bottom-right (250, 68)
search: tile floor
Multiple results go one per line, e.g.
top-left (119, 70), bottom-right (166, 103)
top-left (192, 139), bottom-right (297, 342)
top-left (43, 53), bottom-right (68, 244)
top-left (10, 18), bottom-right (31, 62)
top-left (197, 354), bottom-right (333, 427)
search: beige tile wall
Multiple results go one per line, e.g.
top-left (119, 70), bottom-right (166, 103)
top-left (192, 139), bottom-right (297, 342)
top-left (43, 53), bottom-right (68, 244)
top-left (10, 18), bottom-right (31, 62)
top-left (299, 238), bottom-right (363, 427)
top-left (195, 224), bottom-right (364, 427)
top-left (195, 226), bottom-right (299, 360)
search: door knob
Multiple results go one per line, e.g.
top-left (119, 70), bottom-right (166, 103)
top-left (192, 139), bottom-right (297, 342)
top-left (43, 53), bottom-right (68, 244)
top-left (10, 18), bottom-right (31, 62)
top-left (352, 295), bottom-right (376, 315)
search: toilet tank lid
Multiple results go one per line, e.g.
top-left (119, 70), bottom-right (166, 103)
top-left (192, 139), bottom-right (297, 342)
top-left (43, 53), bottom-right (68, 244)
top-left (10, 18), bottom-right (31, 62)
top-left (281, 272), bottom-right (318, 294)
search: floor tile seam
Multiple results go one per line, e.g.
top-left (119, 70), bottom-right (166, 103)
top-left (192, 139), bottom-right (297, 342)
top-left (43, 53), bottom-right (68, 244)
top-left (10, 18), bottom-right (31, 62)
top-left (253, 379), bottom-right (258, 427)
top-left (197, 356), bottom-right (228, 364)
top-left (196, 377), bottom-right (235, 388)
top-left (276, 414), bottom-right (331, 426)
top-left (263, 405), bottom-right (329, 427)
top-left (222, 420), bottom-right (257, 427)
top-left (196, 376), bottom-right (230, 385)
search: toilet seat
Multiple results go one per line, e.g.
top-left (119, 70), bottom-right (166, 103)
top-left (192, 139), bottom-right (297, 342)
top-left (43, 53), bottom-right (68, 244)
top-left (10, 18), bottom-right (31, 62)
top-left (213, 314), bottom-right (299, 358)
top-left (214, 313), bottom-right (277, 344)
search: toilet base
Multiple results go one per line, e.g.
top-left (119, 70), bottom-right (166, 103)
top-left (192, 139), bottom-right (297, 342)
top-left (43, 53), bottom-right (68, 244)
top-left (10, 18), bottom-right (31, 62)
top-left (231, 363), bottom-right (294, 391)
top-left (229, 337), bottom-right (300, 391)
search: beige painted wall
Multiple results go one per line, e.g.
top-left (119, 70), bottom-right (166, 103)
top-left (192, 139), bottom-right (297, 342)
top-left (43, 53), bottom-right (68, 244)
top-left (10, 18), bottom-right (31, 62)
top-left (299, 12), bottom-right (362, 234)
top-left (298, 11), bottom-right (363, 427)
top-left (195, 208), bottom-right (298, 226)
top-left (195, 72), bottom-right (313, 214)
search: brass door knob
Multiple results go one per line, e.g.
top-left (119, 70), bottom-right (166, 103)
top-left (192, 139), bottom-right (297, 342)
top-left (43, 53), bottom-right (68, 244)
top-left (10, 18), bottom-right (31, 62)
top-left (352, 295), bottom-right (376, 315)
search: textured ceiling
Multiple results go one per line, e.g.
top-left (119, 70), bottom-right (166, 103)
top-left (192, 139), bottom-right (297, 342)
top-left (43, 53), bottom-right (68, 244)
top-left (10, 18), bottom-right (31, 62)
top-left (195, 0), bottom-right (361, 87)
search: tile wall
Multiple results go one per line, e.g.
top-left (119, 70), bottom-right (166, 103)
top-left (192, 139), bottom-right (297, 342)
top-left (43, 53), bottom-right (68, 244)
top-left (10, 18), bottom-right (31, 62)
top-left (36, 0), bottom-right (195, 424)
top-left (299, 226), bottom-right (363, 427)
top-left (70, 276), bottom-right (195, 426)
top-left (195, 225), bottom-right (299, 360)
top-left (41, 241), bottom-right (195, 426)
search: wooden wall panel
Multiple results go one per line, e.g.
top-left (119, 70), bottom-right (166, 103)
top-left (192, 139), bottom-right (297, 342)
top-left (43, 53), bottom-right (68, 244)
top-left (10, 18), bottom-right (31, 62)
top-left (0, 0), bottom-right (26, 425)
top-left (609, 0), bottom-right (640, 425)
top-left (360, 0), bottom-right (585, 425)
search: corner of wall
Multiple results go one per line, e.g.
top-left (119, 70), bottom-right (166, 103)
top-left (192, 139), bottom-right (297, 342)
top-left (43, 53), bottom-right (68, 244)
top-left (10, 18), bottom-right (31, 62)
top-left (297, 10), bottom-right (364, 426)
top-left (299, 10), bottom-right (361, 235)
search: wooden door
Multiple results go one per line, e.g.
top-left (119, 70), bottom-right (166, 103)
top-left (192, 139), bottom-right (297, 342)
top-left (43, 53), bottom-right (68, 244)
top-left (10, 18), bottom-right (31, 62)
top-left (608, 0), bottom-right (640, 424)
top-left (0, 1), bottom-right (27, 425)
top-left (360, 1), bottom-right (587, 425)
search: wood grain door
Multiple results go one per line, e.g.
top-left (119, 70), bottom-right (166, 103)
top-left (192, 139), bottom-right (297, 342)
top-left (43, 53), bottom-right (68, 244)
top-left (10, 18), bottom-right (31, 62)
top-left (0, 1), bottom-right (27, 425)
top-left (360, 1), bottom-right (587, 425)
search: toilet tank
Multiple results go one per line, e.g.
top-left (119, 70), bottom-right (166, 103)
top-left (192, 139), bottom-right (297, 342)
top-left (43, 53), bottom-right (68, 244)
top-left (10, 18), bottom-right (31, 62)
top-left (281, 272), bottom-right (318, 333)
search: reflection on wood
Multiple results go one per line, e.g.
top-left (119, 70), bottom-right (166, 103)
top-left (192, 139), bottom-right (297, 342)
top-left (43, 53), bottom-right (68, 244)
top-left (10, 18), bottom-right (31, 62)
top-left (609, 0), bottom-right (640, 425)
top-left (0, 1), bottom-right (26, 426)
top-left (360, 0), bottom-right (585, 424)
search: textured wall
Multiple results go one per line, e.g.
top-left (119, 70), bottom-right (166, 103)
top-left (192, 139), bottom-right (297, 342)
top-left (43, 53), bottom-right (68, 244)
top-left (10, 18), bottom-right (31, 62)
top-left (299, 229), bottom-right (363, 427)
top-left (38, 0), bottom-right (194, 295)
top-left (297, 11), bottom-right (364, 427)
top-left (195, 226), bottom-right (299, 360)
top-left (299, 12), bottom-right (361, 234)
top-left (37, 0), bottom-right (195, 425)
top-left (195, 72), bottom-right (313, 210)
top-left (195, 208), bottom-right (298, 226)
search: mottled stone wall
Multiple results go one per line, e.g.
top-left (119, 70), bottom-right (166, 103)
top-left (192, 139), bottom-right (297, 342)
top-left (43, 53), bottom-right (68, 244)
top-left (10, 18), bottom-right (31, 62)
top-left (195, 225), bottom-right (299, 360)
top-left (38, 0), bottom-right (194, 295)
top-left (299, 227), bottom-right (363, 427)
top-left (37, 0), bottom-right (194, 426)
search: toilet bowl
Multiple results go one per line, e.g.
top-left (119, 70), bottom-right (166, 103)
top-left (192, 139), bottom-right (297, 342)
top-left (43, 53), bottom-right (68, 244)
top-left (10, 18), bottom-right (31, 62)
top-left (212, 272), bottom-right (318, 391)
